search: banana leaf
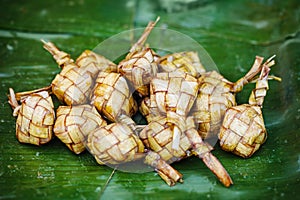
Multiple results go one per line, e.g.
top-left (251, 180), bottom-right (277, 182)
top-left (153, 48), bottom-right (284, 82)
top-left (0, 0), bottom-right (299, 199)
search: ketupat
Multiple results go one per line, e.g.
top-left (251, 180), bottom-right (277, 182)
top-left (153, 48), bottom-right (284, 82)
top-left (91, 71), bottom-right (138, 122)
top-left (117, 17), bottom-right (160, 96)
top-left (150, 71), bottom-right (199, 117)
top-left (42, 40), bottom-right (115, 105)
top-left (219, 56), bottom-right (281, 158)
top-left (8, 87), bottom-right (55, 145)
top-left (42, 40), bottom-right (93, 105)
top-left (139, 71), bottom-right (199, 124)
top-left (54, 105), bottom-right (107, 154)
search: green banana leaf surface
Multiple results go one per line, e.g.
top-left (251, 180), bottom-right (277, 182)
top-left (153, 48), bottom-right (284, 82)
top-left (0, 0), bottom-right (299, 199)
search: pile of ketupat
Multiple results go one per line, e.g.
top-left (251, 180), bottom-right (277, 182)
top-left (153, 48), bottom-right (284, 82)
top-left (8, 17), bottom-right (281, 187)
